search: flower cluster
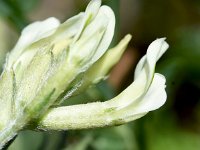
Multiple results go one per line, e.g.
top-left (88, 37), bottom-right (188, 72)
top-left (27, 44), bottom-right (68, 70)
top-left (0, 0), bottom-right (168, 148)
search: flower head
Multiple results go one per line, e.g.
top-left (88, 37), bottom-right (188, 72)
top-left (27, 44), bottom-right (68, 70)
top-left (0, 0), bottom-right (169, 148)
top-left (1, 0), bottom-right (116, 124)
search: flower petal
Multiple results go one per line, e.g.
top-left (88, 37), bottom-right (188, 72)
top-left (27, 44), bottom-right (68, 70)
top-left (134, 38), bottom-right (169, 81)
top-left (145, 38), bottom-right (169, 87)
top-left (87, 34), bottom-right (132, 84)
top-left (107, 38), bottom-right (168, 110)
top-left (61, 34), bottom-right (132, 99)
top-left (90, 5), bottom-right (115, 65)
top-left (7, 17), bottom-right (60, 69)
top-left (72, 0), bottom-right (101, 43)
top-left (133, 73), bottom-right (167, 113)
top-left (68, 4), bottom-right (115, 69)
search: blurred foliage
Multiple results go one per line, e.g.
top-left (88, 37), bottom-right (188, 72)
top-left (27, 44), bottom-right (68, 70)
top-left (0, 0), bottom-right (199, 149)
top-left (0, 0), bottom-right (39, 31)
top-left (0, 18), bottom-right (10, 71)
top-left (0, 17), bottom-right (17, 72)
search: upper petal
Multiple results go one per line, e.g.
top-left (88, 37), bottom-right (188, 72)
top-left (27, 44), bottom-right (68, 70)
top-left (134, 38), bottom-right (169, 92)
top-left (90, 5), bottom-right (115, 65)
top-left (72, 0), bottom-right (101, 43)
top-left (68, 4), bottom-right (115, 70)
top-left (107, 38), bottom-right (169, 111)
top-left (7, 17), bottom-right (60, 69)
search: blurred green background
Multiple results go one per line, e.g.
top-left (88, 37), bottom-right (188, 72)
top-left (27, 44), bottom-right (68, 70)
top-left (0, 0), bottom-right (200, 150)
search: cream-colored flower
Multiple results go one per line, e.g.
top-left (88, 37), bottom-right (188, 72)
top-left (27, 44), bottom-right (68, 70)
top-left (0, 0), bottom-right (168, 148)
top-left (38, 38), bottom-right (169, 130)
top-left (0, 0), bottom-right (121, 147)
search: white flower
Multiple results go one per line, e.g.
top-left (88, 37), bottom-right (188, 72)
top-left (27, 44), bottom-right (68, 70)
top-left (0, 0), bottom-right (115, 123)
top-left (38, 38), bottom-right (169, 130)
top-left (0, 0), bottom-right (169, 148)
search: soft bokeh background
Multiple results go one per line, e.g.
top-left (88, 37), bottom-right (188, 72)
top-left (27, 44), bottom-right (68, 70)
top-left (0, 0), bottom-right (200, 149)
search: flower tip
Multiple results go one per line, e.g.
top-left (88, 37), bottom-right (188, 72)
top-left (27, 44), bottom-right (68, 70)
top-left (88, 0), bottom-right (101, 7)
top-left (124, 34), bottom-right (132, 42)
top-left (86, 0), bottom-right (102, 15)
top-left (46, 17), bottom-right (60, 25)
top-left (157, 37), bottom-right (170, 56)
top-left (156, 37), bottom-right (169, 48)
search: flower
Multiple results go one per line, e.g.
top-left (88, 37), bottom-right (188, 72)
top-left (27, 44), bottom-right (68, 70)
top-left (0, 0), bottom-right (116, 129)
top-left (37, 38), bottom-right (169, 130)
top-left (0, 0), bottom-right (126, 147)
top-left (0, 0), bottom-right (169, 148)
